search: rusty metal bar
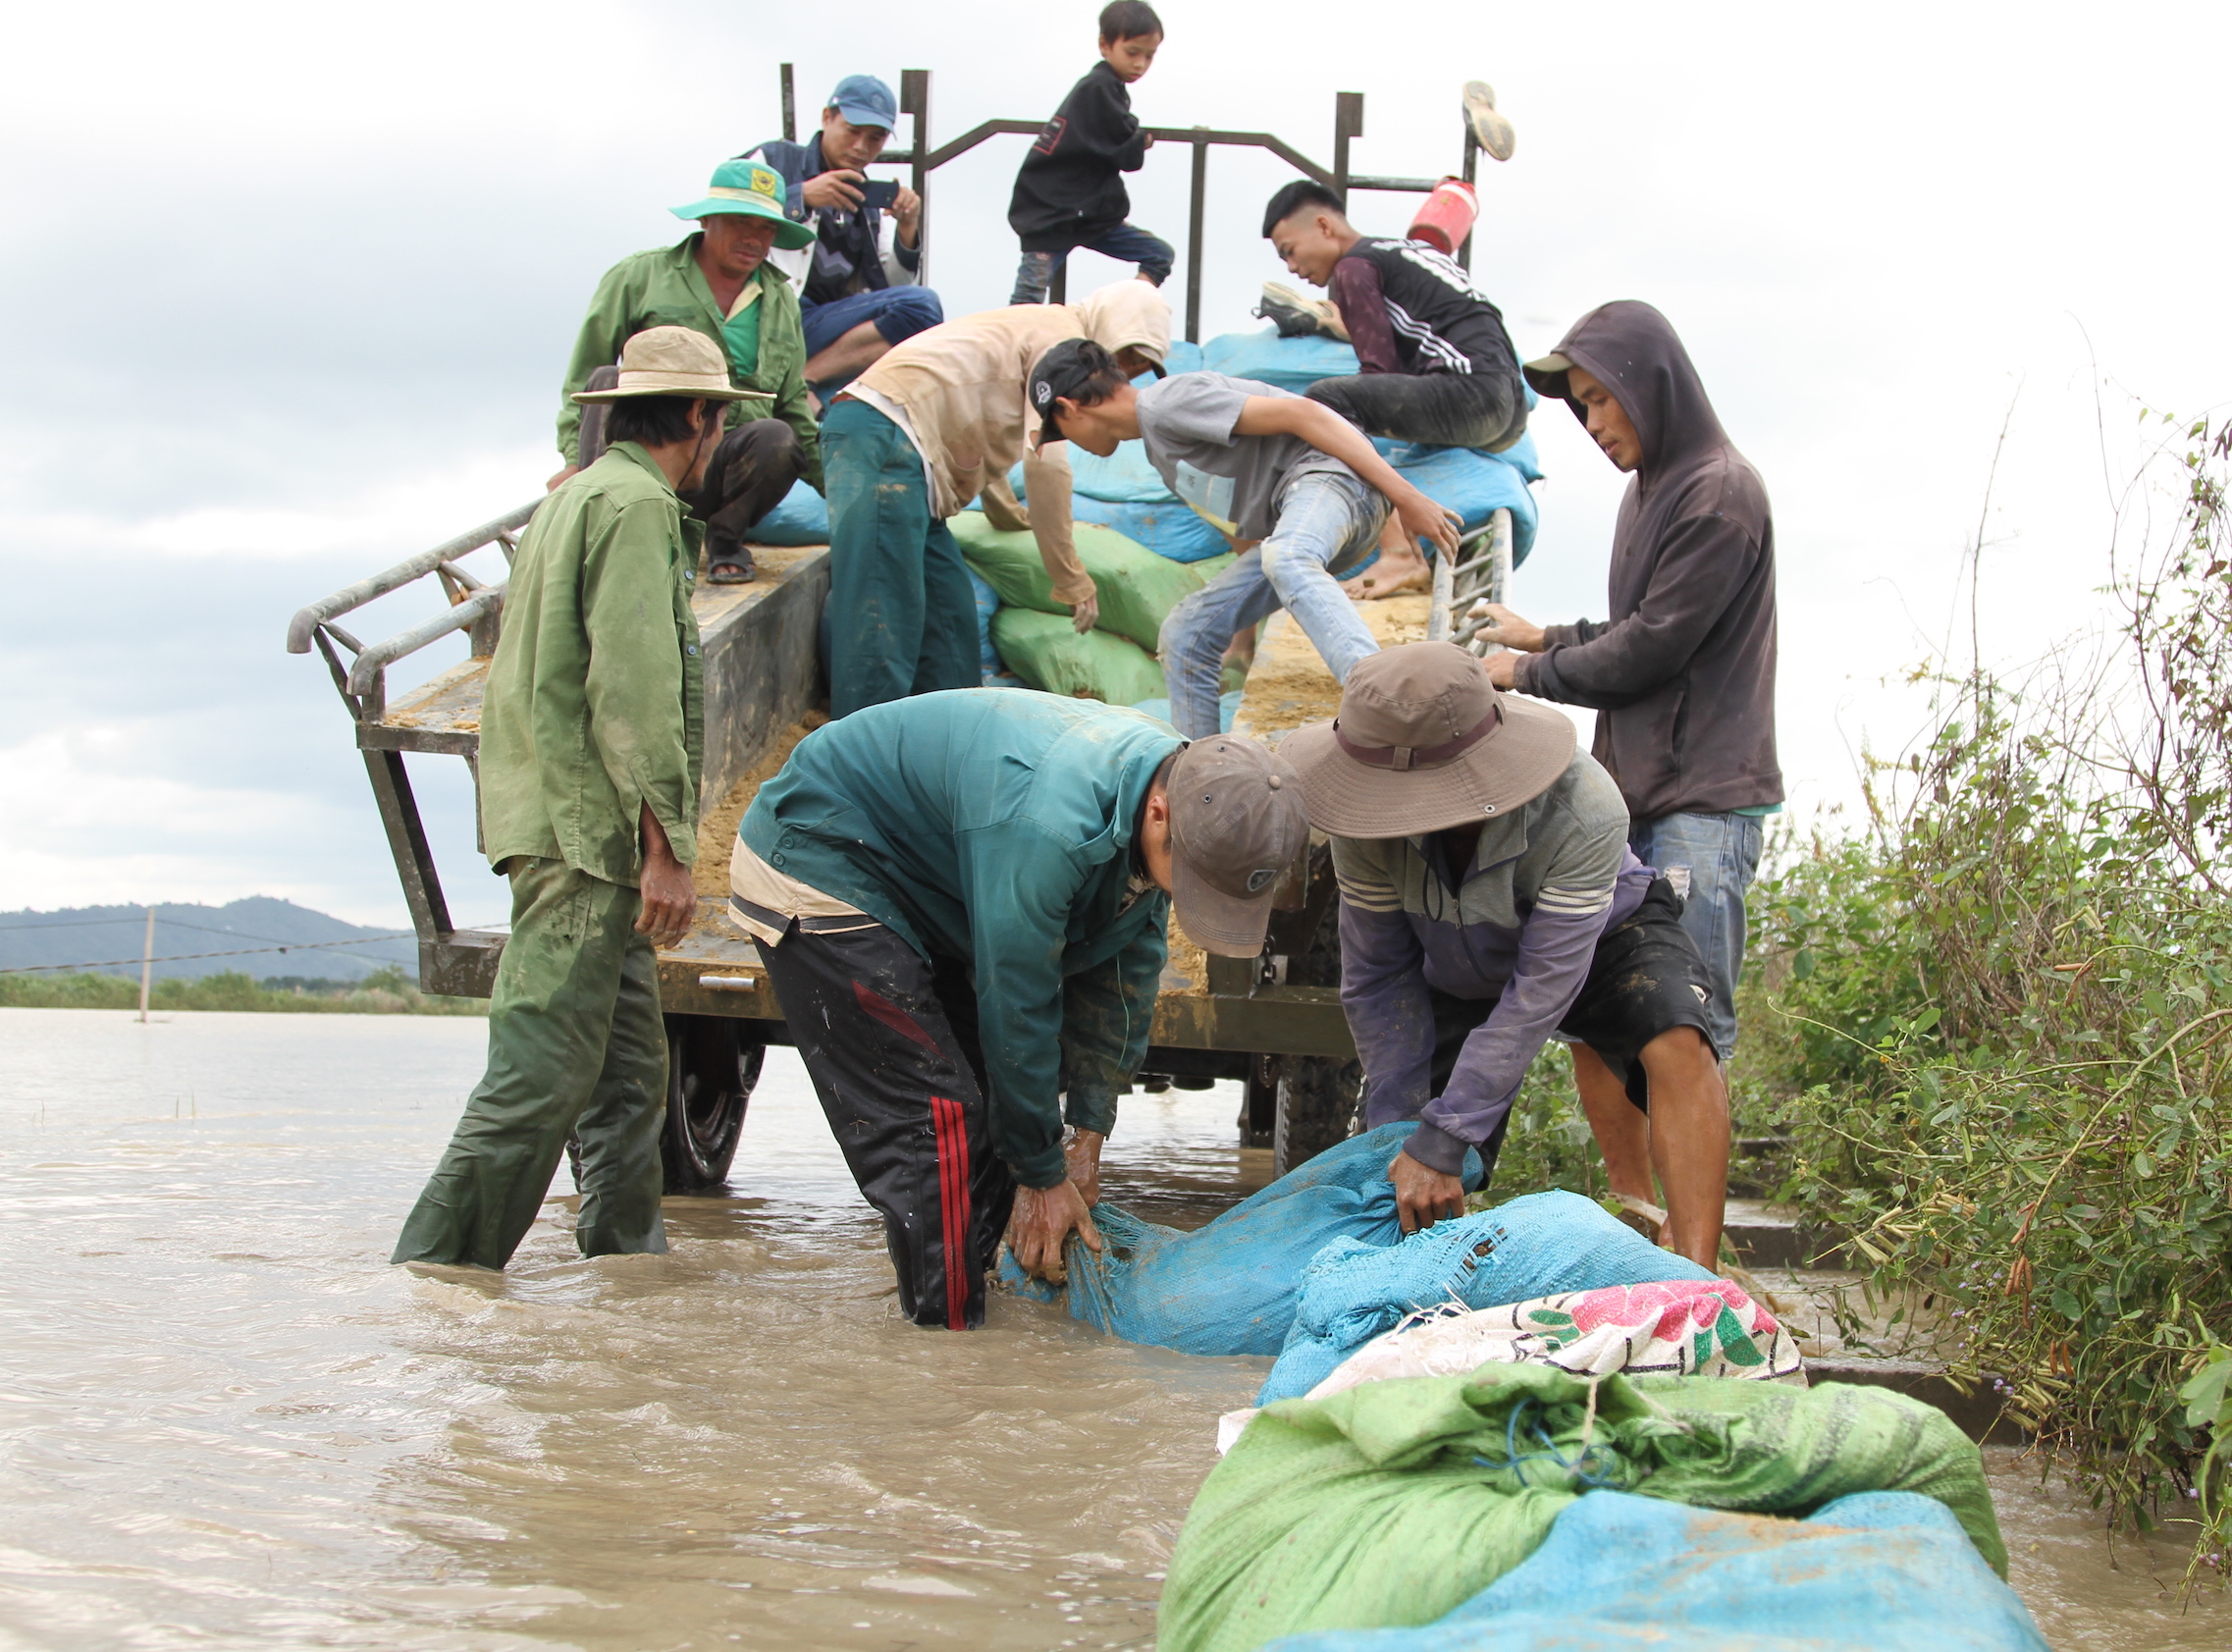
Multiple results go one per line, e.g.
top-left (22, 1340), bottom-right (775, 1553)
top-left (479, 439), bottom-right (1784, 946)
top-left (1332, 91), bottom-right (1364, 204)
top-left (286, 499), bottom-right (538, 654)
top-left (899, 69), bottom-right (930, 275)
top-left (1186, 128), bottom-right (1208, 344)
top-left (1460, 121), bottom-right (1479, 272)
top-left (345, 585), bottom-right (505, 704)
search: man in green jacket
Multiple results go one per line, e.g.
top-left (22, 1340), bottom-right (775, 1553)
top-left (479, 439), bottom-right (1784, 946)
top-left (553, 159), bottom-right (824, 584)
top-left (395, 327), bottom-right (760, 1271)
top-left (730, 691), bottom-right (1309, 1327)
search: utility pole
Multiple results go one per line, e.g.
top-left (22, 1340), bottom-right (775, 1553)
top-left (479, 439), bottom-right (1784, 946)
top-left (138, 906), bottom-right (154, 1024)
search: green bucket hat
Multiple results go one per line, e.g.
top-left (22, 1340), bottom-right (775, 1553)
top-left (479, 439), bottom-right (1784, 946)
top-left (670, 159), bottom-right (818, 249)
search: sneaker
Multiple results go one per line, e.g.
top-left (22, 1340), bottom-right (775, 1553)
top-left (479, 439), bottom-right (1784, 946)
top-left (1254, 282), bottom-right (1323, 338)
top-left (1463, 80), bottom-right (1516, 163)
top-left (1254, 283), bottom-right (1350, 342)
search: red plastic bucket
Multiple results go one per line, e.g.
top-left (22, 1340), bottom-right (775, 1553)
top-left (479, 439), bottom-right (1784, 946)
top-left (1407, 177), bottom-right (1480, 256)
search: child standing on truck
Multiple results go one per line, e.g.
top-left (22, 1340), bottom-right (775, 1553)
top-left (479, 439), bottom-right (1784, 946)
top-left (1007, 3), bottom-right (1173, 304)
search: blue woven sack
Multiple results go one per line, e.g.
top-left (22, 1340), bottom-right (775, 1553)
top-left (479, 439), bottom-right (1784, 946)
top-left (1257, 1491), bottom-right (2048, 1652)
top-left (1257, 1192), bottom-right (1717, 1404)
top-left (1001, 1123), bottom-right (1482, 1355)
top-left (750, 477), bottom-right (829, 546)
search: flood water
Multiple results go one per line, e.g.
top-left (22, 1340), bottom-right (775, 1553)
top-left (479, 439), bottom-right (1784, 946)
top-left (1, 1006), bottom-right (2224, 1651)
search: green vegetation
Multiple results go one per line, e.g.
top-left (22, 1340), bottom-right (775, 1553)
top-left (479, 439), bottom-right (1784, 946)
top-left (0, 965), bottom-right (486, 1016)
top-left (1749, 415), bottom-right (2232, 1574)
top-left (1495, 411), bottom-right (2232, 1574)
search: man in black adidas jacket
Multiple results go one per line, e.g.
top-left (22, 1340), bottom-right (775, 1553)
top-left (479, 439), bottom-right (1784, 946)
top-left (1262, 178), bottom-right (1530, 594)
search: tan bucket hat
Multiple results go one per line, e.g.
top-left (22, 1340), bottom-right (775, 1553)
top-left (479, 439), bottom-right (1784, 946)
top-left (1283, 641), bottom-right (1575, 836)
top-left (571, 326), bottom-right (771, 405)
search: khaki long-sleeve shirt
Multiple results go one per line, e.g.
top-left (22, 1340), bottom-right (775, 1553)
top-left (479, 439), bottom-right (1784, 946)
top-left (479, 442), bottom-right (705, 885)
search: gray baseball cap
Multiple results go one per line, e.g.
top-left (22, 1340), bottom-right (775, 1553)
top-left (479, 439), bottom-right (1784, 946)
top-left (1167, 735), bottom-right (1312, 957)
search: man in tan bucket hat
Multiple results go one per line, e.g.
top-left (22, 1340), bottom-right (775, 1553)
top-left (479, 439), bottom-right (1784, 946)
top-left (1283, 641), bottom-right (1729, 1268)
top-left (394, 327), bottom-right (760, 1272)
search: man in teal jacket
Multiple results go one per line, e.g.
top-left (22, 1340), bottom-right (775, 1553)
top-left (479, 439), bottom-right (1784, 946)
top-left (731, 690), bottom-right (1308, 1327)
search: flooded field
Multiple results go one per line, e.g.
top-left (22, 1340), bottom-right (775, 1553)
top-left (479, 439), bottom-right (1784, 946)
top-left (1, 1006), bottom-right (2224, 1650)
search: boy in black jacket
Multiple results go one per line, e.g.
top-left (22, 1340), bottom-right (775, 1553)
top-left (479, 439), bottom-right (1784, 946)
top-left (1008, 3), bottom-right (1174, 304)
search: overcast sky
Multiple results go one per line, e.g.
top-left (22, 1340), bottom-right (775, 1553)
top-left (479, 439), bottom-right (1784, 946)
top-left (4, 0), bottom-right (2226, 928)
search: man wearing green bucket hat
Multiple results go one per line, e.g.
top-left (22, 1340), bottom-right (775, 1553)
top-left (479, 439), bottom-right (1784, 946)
top-left (554, 159), bottom-right (824, 583)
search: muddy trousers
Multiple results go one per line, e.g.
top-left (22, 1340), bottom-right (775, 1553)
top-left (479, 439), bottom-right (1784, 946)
top-left (821, 398), bottom-right (980, 719)
top-left (392, 858), bottom-right (669, 1269)
top-left (755, 917), bottom-right (1017, 1328)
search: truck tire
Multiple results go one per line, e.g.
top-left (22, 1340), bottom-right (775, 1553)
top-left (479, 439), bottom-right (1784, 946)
top-left (661, 1014), bottom-right (761, 1193)
top-left (564, 1015), bottom-right (761, 1194)
top-left (1273, 1054), bottom-right (1360, 1177)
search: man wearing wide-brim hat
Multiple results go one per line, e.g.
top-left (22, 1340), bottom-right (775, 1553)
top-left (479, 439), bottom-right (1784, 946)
top-left (1283, 640), bottom-right (1729, 1268)
top-left (553, 159), bottom-right (824, 583)
top-left (394, 327), bottom-right (757, 1272)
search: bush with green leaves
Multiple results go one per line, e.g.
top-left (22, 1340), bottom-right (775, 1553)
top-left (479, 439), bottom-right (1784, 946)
top-left (1746, 411), bottom-right (2232, 1576)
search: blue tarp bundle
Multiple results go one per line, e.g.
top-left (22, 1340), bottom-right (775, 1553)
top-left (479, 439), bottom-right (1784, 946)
top-left (1258, 1490), bottom-right (2049, 1652)
top-left (751, 478), bottom-right (830, 546)
top-left (1002, 1123), bottom-right (1482, 1356)
top-left (1258, 1193), bottom-right (1717, 1405)
top-left (964, 566), bottom-right (1020, 686)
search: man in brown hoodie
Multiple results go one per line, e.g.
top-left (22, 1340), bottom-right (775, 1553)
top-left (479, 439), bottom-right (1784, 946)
top-left (1468, 300), bottom-right (1779, 1220)
top-left (823, 281), bottom-right (1171, 718)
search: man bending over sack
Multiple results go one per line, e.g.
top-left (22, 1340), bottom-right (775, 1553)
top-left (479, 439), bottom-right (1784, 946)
top-left (1284, 641), bottom-right (1729, 1268)
top-left (1259, 179), bottom-right (1530, 600)
top-left (1032, 338), bottom-right (1461, 741)
top-left (824, 282), bottom-right (1170, 717)
top-left (731, 691), bottom-right (1309, 1327)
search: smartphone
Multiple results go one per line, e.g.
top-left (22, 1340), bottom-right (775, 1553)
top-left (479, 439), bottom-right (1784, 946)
top-left (858, 179), bottom-right (900, 211)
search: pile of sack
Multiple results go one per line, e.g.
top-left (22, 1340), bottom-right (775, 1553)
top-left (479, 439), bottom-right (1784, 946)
top-left (999, 1122), bottom-right (2049, 1652)
top-left (749, 330), bottom-right (1548, 714)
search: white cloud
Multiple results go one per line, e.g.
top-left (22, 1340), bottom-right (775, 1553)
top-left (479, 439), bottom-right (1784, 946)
top-left (4, 0), bottom-right (2229, 915)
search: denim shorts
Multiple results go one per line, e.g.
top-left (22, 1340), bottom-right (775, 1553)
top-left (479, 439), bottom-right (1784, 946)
top-left (1626, 811), bottom-right (1765, 1060)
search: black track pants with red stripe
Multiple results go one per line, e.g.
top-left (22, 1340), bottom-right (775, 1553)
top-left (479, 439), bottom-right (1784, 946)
top-left (758, 921), bottom-right (1018, 1328)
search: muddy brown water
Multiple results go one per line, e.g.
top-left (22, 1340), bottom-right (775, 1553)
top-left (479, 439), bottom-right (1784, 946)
top-left (1, 1007), bottom-right (2223, 1650)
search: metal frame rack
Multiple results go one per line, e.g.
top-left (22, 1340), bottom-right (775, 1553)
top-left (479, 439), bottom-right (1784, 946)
top-left (777, 64), bottom-right (1488, 343)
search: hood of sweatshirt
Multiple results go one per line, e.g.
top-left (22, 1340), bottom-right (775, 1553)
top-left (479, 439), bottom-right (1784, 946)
top-left (1070, 279), bottom-right (1172, 368)
top-left (1524, 299), bottom-right (1727, 483)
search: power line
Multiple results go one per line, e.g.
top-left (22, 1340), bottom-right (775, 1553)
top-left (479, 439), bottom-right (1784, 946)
top-left (0, 916), bottom-right (404, 947)
top-left (0, 933), bottom-right (419, 976)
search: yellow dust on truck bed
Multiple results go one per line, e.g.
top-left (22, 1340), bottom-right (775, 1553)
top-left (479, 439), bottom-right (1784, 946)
top-left (692, 713), bottom-right (827, 898)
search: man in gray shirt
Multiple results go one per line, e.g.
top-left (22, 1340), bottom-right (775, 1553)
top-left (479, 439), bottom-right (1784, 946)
top-left (1028, 340), bottom-right (1461, 736)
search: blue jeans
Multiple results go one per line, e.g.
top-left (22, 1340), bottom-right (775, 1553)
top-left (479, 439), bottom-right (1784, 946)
top-left (1157, 470), bottom-right (1387, 738)
top-left (822, 399), bottom-right (980, 719)
top-left (801, 287), bottom-right (944, 394)
top-left (1626, 811), bottom-right (1765, 1060)
top-left (1011, 223), bottom-right (1175, 303)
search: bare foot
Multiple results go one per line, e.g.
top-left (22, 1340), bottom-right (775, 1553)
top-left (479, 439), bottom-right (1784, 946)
top-left (1344, 544), bottom-right (1431, 600)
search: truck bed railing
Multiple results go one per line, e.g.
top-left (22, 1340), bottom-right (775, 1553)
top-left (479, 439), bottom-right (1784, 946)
top-left (781, 65), bottom-right (1491, 344)
top-left (286, 500), bottom-right (539, 719)
top-left (1427, 506), bottom-right (1514, 651)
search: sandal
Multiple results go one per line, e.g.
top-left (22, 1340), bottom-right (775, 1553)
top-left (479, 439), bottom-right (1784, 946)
top-left (707, 550), bottom-right (756, 585)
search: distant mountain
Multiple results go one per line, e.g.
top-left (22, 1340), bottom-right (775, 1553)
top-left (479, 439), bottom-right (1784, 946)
top-left (0, 897), bottom-right (420, 984)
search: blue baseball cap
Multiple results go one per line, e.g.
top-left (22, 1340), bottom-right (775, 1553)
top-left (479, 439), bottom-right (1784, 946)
top-left (827, 75), bottom-right (898, 131)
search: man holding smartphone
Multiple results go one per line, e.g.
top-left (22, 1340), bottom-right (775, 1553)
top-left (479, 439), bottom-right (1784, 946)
top-left (741, 76), bottom-right (945, 397)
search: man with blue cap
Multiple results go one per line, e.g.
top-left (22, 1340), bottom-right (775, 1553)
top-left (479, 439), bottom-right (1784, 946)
top-left (739, 75), bottom-right (944, 396)
top-left (554, 159), bottom-right (824, 583)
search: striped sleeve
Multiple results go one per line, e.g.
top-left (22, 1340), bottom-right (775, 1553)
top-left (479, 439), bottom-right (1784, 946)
top-left (1335, 863), bottom-right (1405, 913)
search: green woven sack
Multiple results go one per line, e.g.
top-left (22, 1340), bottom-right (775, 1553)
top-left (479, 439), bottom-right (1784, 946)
top-left (1157, 1364), bottom-right (2002, 1652)
top-left (990, 608), bottom-right (1168, 706)
top-left (950, 511), bottom-right (1233, 653)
